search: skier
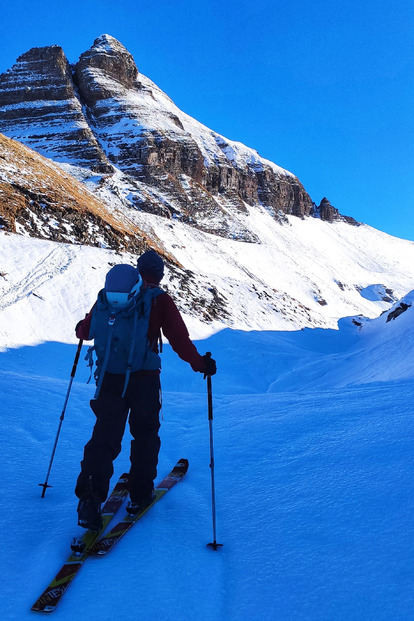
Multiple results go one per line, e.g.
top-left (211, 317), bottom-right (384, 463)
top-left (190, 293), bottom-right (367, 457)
top-left (74, 250), bottom-right (216, 531)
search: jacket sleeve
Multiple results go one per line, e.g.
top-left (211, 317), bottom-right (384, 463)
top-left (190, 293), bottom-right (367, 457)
top-left (156, 294), bottom-right (205, 373)
top-left (75, 306), bottom-right (95, 341)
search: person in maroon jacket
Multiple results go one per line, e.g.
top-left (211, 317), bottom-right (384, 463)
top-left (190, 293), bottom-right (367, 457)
top-left (75, 250), bottom-right (216, 531)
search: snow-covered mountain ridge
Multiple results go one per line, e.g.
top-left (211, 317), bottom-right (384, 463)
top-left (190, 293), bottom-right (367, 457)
top-left (1, 35), bottom-right (414, 336)
top-left (4, 137), bottom-right (414, 338)
top-left (0, 33), bottom-right (357, 243)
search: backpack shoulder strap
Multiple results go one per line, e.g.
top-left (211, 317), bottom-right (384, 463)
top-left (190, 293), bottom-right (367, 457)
top-left (146, 286), bottom-right (164, 352)
top-left (121, 309), bottom-right (140, 398)
top-left (93, 312), bottom-right (116, 399)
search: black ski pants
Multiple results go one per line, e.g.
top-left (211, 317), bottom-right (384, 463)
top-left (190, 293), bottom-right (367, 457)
top-left (75, 372), bottom-right (161, 503)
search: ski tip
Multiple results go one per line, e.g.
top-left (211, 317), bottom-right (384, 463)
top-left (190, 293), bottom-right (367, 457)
top-left (177, 458), bottom-right (189, 471)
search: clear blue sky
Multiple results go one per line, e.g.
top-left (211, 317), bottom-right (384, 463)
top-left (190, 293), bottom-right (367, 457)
top-left (1, 0), bottom-right (413, 240)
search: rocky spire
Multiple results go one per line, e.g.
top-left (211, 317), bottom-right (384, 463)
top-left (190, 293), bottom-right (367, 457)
top-left (318, 197), bottom-right (339, 222)
top-left (313, 197), bottom-right (358, 225)
top-left (74, 34), bottom-right (139, 107)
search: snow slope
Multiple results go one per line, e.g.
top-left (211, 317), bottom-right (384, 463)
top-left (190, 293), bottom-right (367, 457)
top-left (0, 228), bottom-right (413, 619)
top-left (2, 200), bottom-right (414, 352)
top-left (0, 301), bottom-right (413, 620)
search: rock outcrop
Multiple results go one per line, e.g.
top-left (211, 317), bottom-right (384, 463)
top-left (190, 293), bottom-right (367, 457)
top-left (0, 34), bottom-right (335, 241)
top-left (0, 45), bottom-right (112, 172)
top-left (0, 132), bottom-right (146, 252)
top-left (386, 301), bottom-right (411, 323)
top-left (0, 131), bottom-right (228, 323)
top-left (312, 197), bottom-right (358, 225)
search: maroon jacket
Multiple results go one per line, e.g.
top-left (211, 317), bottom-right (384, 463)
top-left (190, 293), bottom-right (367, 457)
top-left (76, 287), bottom-right (205, 373)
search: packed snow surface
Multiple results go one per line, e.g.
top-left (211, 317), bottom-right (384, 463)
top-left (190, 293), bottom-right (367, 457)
top-left (0, 231), bottom-right (413, 620)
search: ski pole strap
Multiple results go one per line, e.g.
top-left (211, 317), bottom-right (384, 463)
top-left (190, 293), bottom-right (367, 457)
top-left (84, 346), bottom-right (95, 384)
top-left (94, 314), bottom-right (116, 399)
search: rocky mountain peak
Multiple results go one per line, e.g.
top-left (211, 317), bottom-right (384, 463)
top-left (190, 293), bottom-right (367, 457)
top-left (0, 34), bottom-right (356, 243)
top-left (0, 45), bottom-right (73, 105)
top-left (75, 34), bottom-right (139, 106)
top-left (90, 34), bottom-right (133, 57)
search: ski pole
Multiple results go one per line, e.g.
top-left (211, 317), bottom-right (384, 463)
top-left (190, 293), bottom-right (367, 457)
top-left (205, 354), bottom-right (223, 550)
top-left (39, 339), bottom-right (83, 497)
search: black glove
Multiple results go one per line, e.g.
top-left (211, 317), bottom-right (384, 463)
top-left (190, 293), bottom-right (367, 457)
top-left (202, 353), bottom-right (217, 377)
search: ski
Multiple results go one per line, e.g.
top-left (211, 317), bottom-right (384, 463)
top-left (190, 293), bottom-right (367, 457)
top-left (31, 472), bottom-right (129, 613)
top-left (90, 458), bottom-right (189, 556)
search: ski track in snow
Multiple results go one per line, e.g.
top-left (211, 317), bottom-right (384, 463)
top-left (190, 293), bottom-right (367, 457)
top-left (0, 243), bottom-right (77, 312)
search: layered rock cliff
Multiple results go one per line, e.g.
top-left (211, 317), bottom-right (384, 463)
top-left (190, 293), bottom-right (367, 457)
top-left (0, 34), bottom-right (350, 243)
top-left (0, 45), bottom-right (112, 171)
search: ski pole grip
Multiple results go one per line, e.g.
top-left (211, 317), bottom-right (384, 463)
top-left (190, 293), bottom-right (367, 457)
top-left (203, 351), bottom-right (212, 380)
top-left (206, 362), bottom-right (213, 421)
top-left (70, 339), bottom-right (83, 378)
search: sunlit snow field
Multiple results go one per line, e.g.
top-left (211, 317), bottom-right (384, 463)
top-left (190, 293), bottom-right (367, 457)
top-left (0, 231), bottom-right (413, 619)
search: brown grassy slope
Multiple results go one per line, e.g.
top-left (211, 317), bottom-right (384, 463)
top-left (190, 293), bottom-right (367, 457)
top-left (0, 133), bottom-right (230, 322)
top-left (0, 133), bottom-right (151, 252)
